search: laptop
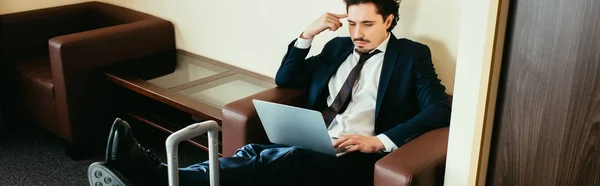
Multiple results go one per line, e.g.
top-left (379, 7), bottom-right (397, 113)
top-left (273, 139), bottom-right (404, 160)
top-left (252, 99), bottom-right (347, 156)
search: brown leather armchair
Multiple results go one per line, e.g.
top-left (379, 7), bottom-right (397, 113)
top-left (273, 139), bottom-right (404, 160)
top-left (222, 87), bottom-right (450, 186)
top-left (0, 1), bottom-right (175, 155)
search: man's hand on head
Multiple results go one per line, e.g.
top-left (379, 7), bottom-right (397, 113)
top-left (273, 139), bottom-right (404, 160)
top-left (301, 12), bottom-right (348, 39)
top-left (332, 134), bottom-right (385, 154)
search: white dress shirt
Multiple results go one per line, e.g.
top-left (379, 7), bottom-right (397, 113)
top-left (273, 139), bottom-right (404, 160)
top-left (294, 33), bottom-right (398, 152)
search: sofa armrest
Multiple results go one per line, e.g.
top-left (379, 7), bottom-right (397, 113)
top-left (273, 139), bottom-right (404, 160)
top-left (374, 127), bottom-right (449, 186)
top-left (47, 18), bottom-right (175, 143)
top-left (222, 87), bottom-right (307, 157)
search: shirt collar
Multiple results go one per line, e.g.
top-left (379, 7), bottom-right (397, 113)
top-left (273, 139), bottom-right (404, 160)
top-left (375, 32), bottom-right (391, 53)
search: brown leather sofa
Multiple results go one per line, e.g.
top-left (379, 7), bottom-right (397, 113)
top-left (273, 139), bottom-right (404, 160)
top-left (0, 2), bottom-right (175, 156)
top-left (222, 87), bottom-right (451, 186)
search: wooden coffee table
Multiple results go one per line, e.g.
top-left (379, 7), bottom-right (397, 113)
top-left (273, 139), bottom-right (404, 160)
top-left (104, 50), bottom-right (276, 155)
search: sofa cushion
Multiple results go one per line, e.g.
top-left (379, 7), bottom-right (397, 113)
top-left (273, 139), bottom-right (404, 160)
top-left (14, 57), bottom-right (60, 136)
top-left (16, 57), bottom-right (54, 91)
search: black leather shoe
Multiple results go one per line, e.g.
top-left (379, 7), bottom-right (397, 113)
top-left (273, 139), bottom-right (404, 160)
top-left (88, 162), bottom-right (130, 186)
top-left (105, 118), bottom-right (166, 184)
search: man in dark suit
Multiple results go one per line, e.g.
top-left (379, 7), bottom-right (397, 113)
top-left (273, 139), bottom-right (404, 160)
top-left (89, 0), bottom-right (451, 185)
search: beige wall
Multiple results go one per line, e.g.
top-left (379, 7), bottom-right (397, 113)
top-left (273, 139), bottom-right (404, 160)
top-left (0, 0), bottom-right (460, 94)
top-left (396, 0), bottom-right (461, 94)
top-left (0, 0), bottom-right (88, 14)
top-left (95, 0), bottom-right (460, 94)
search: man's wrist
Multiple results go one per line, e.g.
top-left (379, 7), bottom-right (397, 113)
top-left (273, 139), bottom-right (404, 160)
top-left (375, 134), bottom-right (398, 152)
top-left (295, 33), bottom-right (313, 49)
top-left (378, 142), bottom-right (386, 151)
top-left (374, 136), bottom-right (386, 151)
top-left (300, 31), bottom-right (314, 39)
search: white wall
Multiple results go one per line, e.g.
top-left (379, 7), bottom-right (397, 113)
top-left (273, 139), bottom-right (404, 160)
top-left (0, 0), bottom-right (88, 14)
top-left (444, 0), bottom-right (507, 185)
top-left (97, 0), bottom-right (461, 94)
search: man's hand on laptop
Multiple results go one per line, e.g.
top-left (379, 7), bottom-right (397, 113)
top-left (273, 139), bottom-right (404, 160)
top-left (332, 134), bottom-right (385, 154)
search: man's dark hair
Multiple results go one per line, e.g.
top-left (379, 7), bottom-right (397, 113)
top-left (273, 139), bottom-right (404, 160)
top-left (344, 0), bottom-right (401, 32)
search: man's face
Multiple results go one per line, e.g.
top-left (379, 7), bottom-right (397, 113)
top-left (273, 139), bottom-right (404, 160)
top-left (347, 3), bottom-right (392, 53)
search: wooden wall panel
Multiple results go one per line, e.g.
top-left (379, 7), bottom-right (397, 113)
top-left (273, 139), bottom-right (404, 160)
top-left (487, 0), bottom-right (600, 185)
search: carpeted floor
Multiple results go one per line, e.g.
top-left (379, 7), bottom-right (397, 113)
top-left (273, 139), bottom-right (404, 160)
top-left (0, 120), bottom-right (209, 186)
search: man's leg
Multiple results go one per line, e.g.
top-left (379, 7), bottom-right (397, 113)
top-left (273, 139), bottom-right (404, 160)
top-left (88, 120), bottom-right (376, 185)
top-left (336, 152), bottom-right (385, 186)
top-left (91, 119), bottom-right (345, 186)
top-left (89, 147), bottom-right (381, 186)
top-left (176, 143), bottom-right (339, 186)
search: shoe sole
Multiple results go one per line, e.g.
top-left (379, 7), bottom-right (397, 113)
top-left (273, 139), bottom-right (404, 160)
top-left (88, 162), bottom-right (130, 186)
top-left (105, 118), bottom-right (122, 163)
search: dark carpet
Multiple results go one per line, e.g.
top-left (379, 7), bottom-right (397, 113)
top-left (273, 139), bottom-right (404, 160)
top-left (0, 120), bottom-right (209, 186)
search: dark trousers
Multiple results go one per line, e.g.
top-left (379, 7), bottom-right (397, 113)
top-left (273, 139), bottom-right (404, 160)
top-left (163, 143), bottom-right (383, 186)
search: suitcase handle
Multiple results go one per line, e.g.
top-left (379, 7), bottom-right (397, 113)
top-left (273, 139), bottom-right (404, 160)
top-left (166, 120), bottom-right (220, 186)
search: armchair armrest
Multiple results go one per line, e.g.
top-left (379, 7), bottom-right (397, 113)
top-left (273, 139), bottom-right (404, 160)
top-left (48, 18), bottom-right (175, 73)
top-left (374, 127), bottom-right (449, 186)
top-left (222, 87), bottom-right (307, 157)
top-left (47, 18), bottom-right (175, 143)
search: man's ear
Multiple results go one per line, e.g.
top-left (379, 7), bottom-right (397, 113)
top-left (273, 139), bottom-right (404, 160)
top-left (385, 14), bottom-right (394, 29)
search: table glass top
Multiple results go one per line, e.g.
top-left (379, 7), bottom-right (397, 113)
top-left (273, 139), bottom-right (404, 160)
top-left (113, 51), bottom-right (277, 110)
top-left (146, 54), bottom-right (228, 89)
top-left (177, 73), bottom-right (276, 109)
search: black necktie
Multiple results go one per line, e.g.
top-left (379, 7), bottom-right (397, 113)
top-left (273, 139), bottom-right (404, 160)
top-left (322, 49), bottom-right (382, 127)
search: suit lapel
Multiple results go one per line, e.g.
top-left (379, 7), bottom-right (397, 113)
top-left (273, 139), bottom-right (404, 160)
top-left (376, 34), bottom-right (401, 119)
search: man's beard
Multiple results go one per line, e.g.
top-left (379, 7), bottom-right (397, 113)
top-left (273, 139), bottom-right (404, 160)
top-left (355, 47), bottom-right (372, 53)
top-left (354, 38), bottom-right (372, 53)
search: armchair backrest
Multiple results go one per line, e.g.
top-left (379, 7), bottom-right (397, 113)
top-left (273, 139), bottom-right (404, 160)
top-left (1, 5), bottom-right (87, 61)
top-left (0, 2), bottom-right (156, 63)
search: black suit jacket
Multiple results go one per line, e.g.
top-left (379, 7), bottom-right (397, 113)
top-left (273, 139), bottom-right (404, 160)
top-left (274, 33), bottom-right (451, 148)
